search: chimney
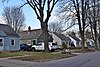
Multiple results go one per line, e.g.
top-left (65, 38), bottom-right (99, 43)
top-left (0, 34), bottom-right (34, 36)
top-left (28, 26), bottom-right (31, 31)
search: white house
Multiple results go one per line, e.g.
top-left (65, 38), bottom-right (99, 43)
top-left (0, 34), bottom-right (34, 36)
top-left (68, 34), bottom-right (81, 47)
top-left (0, 24), bottom-right (20, 51)
top-left (51, 32), bottom-right (71, 48)
top-left (85, 39), bottom-right (94, 47)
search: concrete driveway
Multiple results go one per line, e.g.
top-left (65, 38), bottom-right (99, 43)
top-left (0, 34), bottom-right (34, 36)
top-left (0, 51), bottom-right (100, 67)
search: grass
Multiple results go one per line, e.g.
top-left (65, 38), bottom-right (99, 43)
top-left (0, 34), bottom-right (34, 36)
top-left (12, 52), bottom-right (76, 61)
top-left (0, 51), bottom-right (32, 58)
top-left (12, 52), bottom-right (70, 61)
top-left (0, 51), bottom-right (76, 61)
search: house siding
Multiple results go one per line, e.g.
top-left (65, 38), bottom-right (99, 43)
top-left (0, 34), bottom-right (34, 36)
top-left (37, 33), bottom-right (44, 43)
top-left (52, 33), bottom-right (62, 48)
top-left (4, 37), bottom-right (20, 51)
top-left (0, 24), bottom-right (20, 51)
top-left (0, 37), bottom-right (5, 51)
top-left (37, 33), bottom-right (53, 43)
top-left (4, 37), bottom-right (10, 51)
top-left (21, 39), bottom-right (37, 46)
top-left (21, 39), bottom-right (27, 44)
top-left (20, 33), bottom-right (43, 45)
top-left (9, 37), bottom-right (20, 51)
top-left (69, 37), bottom-right (81, 47)
top-left (69, 37), bottom-right (77, 47)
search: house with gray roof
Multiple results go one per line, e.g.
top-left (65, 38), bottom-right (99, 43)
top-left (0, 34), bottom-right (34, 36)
top-left (68, 34), bottom-right (81, 47)
top-left (0, 24), bottom-right (20, 51)
top-left (51, 32), bottom-right (71, 48)
top-left (18, 27), bottom-right (53, 46)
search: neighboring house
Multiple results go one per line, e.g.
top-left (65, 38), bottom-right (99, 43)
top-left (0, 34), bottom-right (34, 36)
top-left (51, 32), bottom-right (71, 48)
top-left (0, 24), bottom-right (20, 51)
top-left (85, 39), bottom-right (94, 47)
top-left (68, 34), bottom-right (81, 47)
top-left (18, 27), bottom-right (53, 45)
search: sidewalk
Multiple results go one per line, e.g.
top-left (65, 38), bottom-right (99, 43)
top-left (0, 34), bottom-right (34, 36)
top-left (0, 55), bottom-right (30, 60)
top-left (0, 58), bottom-right (38, 67)
top-left (0, 55), bottom-right (38, 67)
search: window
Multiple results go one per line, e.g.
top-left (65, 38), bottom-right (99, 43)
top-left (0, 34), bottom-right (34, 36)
top-left (52, 43), bottom-right (57, 45)
top-left (11, 39), bottom-right (15, 45)
top-left (76, 42), bottom-right (79, 45)
top-left (0, 39), bottom-right (2, 42)
top-left (27, 40), bottom-right (31, 45)
top-left (0, 39), bottom-right (3, 46)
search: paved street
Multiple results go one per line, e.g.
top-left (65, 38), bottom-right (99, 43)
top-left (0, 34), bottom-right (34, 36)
top-left (0, 51), bottom-right (100, 67)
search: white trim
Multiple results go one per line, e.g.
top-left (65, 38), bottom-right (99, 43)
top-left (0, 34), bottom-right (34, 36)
top-left (36, 31), bottom-right (42, 39)
top-left (27, 40), bottom-right (31, 45)
top-left (11, 38), bottom-right (15, 46)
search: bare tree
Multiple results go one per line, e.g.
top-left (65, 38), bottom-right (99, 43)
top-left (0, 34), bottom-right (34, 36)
top-left (59, 0), bottom-right (100, 50)
top-left (48, 22), bottom-right (64, 33)
top-left (26, 0), bottom-right (58, 52)
top-left (48, 21), bottom-right (78, 33)
top-left (2, 6), bottom-right (26, 32)
top-left (87, 0), bottom-right (100, 50)
top-left (98, 22), bottom-right (100, 47)
top-left (58, 0), bottom-right (88, 51)
top-left (2, 0), bottom-right (58, 52)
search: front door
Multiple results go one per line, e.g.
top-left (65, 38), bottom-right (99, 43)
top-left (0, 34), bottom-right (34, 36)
top-left (0, 38), bottom-right (4, 51)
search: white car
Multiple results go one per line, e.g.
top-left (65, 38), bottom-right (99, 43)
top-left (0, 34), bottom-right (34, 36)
top-left (32, 42), bottom-right (58, 51)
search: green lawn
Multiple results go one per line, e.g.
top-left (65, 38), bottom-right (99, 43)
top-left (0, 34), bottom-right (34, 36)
top-left (0, 51), bottom-right (75, 61)
top-left (11, 52), bottom-right (75, 61)
top-left (0, 51), bottom-right (31, 58)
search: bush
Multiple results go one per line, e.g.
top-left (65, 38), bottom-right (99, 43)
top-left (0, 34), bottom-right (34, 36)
top-left (61, 51), bottom-right (71, 54)
top-left (67, 47), bottom-right (81, 50)
top-left (62, 42), bottom-right (67, 49)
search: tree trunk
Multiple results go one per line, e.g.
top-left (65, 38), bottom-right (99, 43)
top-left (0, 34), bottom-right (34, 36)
top-left (41, 22), bottom-right (49, 52)
top-left (94, 25), bottom-right (98, 50)
top-left (99, 27), bottom-right (100, 48)
top-left (77, 12), bottom-right (85, 51)
top-left (98, 36), bottom-right (100, 48)
top-left (93, 0), bottom-right (98, 50)
top-left (81, 31), bottom-right (85, 51)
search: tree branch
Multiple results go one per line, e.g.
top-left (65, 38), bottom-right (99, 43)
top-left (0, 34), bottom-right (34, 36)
top-left (26, 0), bottom-right (40, 20)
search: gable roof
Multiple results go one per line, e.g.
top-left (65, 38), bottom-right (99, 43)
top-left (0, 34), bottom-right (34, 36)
top-left (53, 32), bottom-right (71, 41)
top-left (0, 24), bottom-right (20, 37)
top-left (69, 34), bottom-right (81, 42)
top-left (18, 29), bottom-right (42, 39)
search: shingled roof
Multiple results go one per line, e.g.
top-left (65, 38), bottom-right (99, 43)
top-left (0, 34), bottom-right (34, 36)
top-left (53, 32), bottom-right (71, 41)
top-left (0, 24), bottom-right (20, 37)
top-left (18, 29), bottom-right (42, 39)
top-left (69, 34), bottom-right (81, 42)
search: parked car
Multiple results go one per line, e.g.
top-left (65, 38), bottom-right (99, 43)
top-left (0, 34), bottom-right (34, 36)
top-left (32, 42), bottom-right (58, 52)
top-left (20, 44), bottom-right (32, 51)
top-left (51, 43), bottom-right (58, 50)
